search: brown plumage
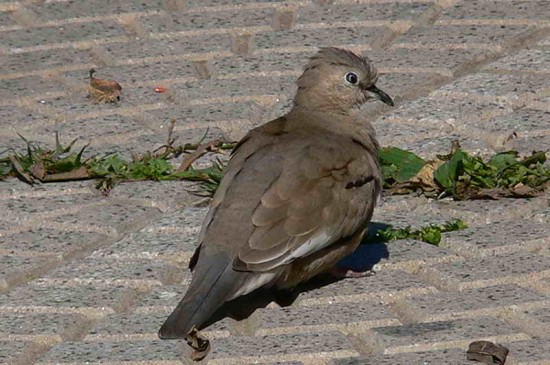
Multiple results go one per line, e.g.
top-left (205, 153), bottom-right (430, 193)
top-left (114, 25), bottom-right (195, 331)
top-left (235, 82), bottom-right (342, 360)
top-left (88, 69), bottom-right (122, 103)
top-left (159, 47), bottom-right (394, 357)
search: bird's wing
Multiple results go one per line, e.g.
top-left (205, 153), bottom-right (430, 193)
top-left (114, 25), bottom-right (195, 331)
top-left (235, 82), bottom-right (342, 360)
top-left (196, 117), bottom-right (289, 247)
top-left (199, 121), bottom-right (381, 273)
top-left (238, 136), bottom-right (381, 271)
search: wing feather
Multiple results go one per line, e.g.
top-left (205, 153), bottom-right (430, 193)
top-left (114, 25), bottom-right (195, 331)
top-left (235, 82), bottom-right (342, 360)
top-left (199, 123), bottom-right (381, 274)
top-left (237, 137), bottom-right (380, 271)
top-left (249, 221), bottom-right (288, 250)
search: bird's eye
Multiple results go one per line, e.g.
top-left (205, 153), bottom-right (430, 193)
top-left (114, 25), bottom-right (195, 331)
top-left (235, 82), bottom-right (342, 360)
top-left (345, 72), bottom-right (358, 85)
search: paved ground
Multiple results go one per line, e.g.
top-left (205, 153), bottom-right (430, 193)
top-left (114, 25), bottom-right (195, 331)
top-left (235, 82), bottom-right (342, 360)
top-left (1, 0), bottom-right (549, 364)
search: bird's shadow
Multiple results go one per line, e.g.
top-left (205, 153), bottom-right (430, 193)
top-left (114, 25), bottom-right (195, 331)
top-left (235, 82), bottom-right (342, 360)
top-left (203, 221), bottom-right (391, 328)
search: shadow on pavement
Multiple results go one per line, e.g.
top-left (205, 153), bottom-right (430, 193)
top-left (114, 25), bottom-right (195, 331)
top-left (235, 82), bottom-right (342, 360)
top-left (202, 221), bottom-right (391, 329)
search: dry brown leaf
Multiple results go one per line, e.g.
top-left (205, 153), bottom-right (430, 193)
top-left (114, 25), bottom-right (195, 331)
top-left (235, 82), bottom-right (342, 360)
top-left (456, 182), bottom-right (549, 200)
top-left (29, 161), bottom-right (46, 180)
top-left (467, 340), bottom-right (509, 364)
top-left (390, 159), bottom-right (443, 195)
top-left (410, 159), bottom-right (443, 190)
top-left (41, 166), bottom-right (90, 182)
top-left (185, 326), bottom-right (211, 361)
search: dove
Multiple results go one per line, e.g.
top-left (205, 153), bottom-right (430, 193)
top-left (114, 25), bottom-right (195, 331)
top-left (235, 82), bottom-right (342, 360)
top-left (159, 47), bottom-right (394, 357)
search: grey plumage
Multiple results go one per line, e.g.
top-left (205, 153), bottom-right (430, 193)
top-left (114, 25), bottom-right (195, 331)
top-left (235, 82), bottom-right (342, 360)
top-left (158, 47), bottom-right (394, 351)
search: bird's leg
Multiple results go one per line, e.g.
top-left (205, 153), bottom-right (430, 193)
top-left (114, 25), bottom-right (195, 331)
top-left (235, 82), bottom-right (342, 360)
top-left (274, 288), bottom-right (298, 307)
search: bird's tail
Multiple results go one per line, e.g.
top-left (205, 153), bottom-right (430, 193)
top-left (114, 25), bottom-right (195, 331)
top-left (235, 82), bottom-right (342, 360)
top-left (158, 252), bottom-right (242, 339)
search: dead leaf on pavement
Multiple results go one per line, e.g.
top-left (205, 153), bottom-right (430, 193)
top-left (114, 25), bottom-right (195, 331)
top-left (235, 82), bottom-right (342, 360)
top-left (41, 166), bottom-right (90, 182)
top-left (391, 159), bottom-right (443, 195)
top-left (29, 161), bottom-right (46, 180)
top-left (185, 326), bottom-right (211, 362)
top-left (467, 340), bottom-right (509, 365)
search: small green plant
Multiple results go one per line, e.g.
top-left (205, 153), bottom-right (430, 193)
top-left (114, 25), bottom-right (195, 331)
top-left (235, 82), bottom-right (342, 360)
top-left (0, 133), bottom-right (88, 184)
top-left (370, 219), bottom-right (468, 246)
top-left (379, 146), bottom-right (427, 187)
top-left (1, 132), bottom-right (548, 201)
top-left (378, 143), bottom-right (549, 199)
top-left (0, 127), bottom-right (232, 195)
top-left (434, 149), bottom-right (549, 199)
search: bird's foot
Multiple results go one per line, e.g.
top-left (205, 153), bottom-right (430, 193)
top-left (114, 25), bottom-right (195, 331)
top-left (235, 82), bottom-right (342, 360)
top-left (274, 288), bottom-right (298, 307)
top-left (185, 326), bottom-right (211, 362)
top-left (329, 267), bottom-right (376, 279)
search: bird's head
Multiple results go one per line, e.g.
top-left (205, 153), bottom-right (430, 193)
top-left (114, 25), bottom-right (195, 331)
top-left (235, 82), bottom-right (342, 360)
top-left (294, 47), bottom-right (394, 113)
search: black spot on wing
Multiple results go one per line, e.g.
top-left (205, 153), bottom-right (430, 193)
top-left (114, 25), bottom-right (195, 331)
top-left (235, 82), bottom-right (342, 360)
top-left (345, 175), bottom-right (374, 189)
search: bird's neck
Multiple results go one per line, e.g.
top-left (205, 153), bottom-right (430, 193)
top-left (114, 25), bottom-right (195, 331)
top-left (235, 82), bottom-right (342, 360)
top-left (293, 92), bottom-right (349, 115)
top-left (285, 107), bottom-right (379, 154)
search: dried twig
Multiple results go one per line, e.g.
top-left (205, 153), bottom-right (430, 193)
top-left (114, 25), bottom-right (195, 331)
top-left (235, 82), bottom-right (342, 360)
top-left (9, 155), bottom-right (34, 184)
top-left (177, 139), bottom-right (223, 173)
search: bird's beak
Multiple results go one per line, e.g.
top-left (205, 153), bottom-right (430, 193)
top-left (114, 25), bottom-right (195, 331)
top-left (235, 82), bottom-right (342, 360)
top-left (365, 85), bottom-right (394, 106)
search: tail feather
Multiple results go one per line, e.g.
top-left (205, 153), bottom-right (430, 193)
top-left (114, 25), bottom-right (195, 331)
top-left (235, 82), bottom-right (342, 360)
top-left (158, 252), bottom-right (242, 339)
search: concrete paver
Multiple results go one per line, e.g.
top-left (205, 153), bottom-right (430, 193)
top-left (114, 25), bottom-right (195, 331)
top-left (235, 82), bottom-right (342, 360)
top-left (1, 0), bottom-right (549, 364)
